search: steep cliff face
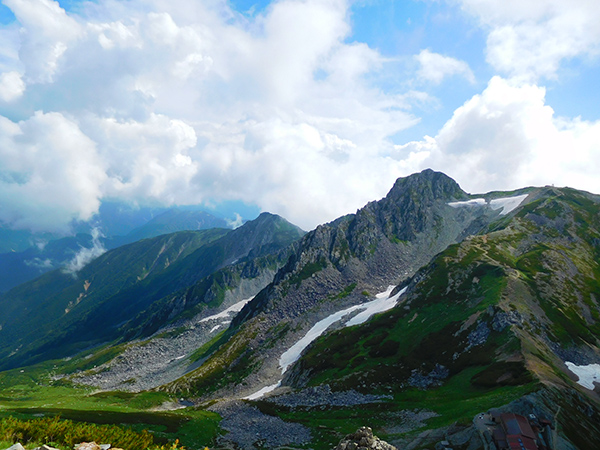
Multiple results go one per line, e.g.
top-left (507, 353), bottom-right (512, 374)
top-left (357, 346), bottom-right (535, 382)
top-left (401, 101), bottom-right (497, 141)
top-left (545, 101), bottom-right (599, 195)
top-left (165, 170), bottom-right (512, 398)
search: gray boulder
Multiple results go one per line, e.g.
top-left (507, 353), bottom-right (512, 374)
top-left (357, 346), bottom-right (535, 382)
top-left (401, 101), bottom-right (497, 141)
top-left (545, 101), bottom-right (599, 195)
top-left (335, 426), bottom-right (397, 450)
top-left (5, 444), bottom-right (25, 450)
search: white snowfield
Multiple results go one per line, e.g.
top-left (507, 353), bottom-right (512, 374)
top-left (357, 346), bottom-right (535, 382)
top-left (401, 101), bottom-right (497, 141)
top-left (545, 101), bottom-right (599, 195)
top-left (448, 194), bottom-right (528, 216)
top-left (565, 361), bottom-right (600, 390)
top-left (489, 194), bottom-right (529, 215)
top-left (245, 381), bottom-right (282, 400)
top-left (209, 325), bottom-right (223, 333)
top-left (244, 285), bottom-right (407, 400)
top-left (200, 296), bottom-right (254, 323)
top-left (199, 296), bottom-right (255, 333)
top-left (448, 198), bottom-right (486, 208)
top-left (346, 287), bottom-right (405, 327)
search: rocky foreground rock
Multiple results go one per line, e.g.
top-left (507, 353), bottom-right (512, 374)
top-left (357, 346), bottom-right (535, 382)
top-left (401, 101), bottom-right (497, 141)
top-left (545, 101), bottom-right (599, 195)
top-left (4, 442), bottom-right (119, 450)
top-left (335, 427), bottom-right (397, 450)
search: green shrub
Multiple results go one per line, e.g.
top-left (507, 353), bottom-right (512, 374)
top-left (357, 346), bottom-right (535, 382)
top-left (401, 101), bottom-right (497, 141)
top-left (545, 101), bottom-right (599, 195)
top-left (0, 415), bottom-right (181, 450)
top-left (289, 257), bottom-right (327, 286)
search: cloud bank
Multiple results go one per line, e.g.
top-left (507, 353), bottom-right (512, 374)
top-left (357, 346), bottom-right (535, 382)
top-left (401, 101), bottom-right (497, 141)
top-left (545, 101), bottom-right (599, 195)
top-left (396, 76), bottom-right (600, 194)
top-left (0, 0), bottom-right (598, 232)
top-left (0, 0), bottom-right (424, 232)
top-left (416, 50), bottom-right (475, 84)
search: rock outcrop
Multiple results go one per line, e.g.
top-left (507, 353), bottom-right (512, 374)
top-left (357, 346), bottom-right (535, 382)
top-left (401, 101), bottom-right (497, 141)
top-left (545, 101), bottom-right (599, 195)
top-left (3, 443), bottom-right (117, 450)
top-left (335, 427), bottom-right (397, 450)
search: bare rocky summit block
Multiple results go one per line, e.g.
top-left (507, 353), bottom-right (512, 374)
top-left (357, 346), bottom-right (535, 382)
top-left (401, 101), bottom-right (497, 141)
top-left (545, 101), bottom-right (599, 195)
top-left (335, 427), bottom-right (397, 450)
top-left (75, 443), bottom-right (102, 450)
top-left (5, 444), bottom-right (25, 450)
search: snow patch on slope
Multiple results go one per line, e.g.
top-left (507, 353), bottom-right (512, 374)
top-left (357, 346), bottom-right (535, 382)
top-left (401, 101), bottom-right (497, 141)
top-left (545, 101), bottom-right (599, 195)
top-left (279, 286), bottom-right (405, 374)
top-left (245, 286), bottom-right (406, 400)
top-left (448, 198), bottom-right (486, 208)
top-left (279, 303), bottom-right (363, 374)
top-left (200, 296), bottom-right (254, 323)
top-left (566, 361), bottom-right (600, 390)
top-left (448, 194), bottom-right (528, 215)
top-left (489, 194), bottom-right (528, 215)
top-left (346, 288), bottom-right (405, 327)
top-left (245, 381), bottom-right (282, 401)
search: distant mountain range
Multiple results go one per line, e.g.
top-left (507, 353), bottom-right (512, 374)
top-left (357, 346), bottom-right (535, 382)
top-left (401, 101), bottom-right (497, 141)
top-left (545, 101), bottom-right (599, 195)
top-left (0, 170), bottom-right (598, 450)
top-left (0, 205), bottom-right (232, 293)
top-left (0, 212), bottom-right (304, 369)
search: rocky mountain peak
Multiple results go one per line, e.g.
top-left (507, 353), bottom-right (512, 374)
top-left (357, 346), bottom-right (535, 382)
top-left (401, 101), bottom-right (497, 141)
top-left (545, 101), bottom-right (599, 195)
top-left (385, 168), bottom-right (467, 204)
top-left (356, 169), bottom-right (470, 244)
top-left (228, 212), bottom-right (305, 259)
top-left (235, 212), bottom-right (302, 234)
top-left (251, 211), bottom-right (284, 223)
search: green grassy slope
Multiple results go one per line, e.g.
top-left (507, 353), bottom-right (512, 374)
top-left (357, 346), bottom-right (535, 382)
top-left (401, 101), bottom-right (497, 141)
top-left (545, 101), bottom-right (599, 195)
top-left (0, 360), bottom-right (220, 449)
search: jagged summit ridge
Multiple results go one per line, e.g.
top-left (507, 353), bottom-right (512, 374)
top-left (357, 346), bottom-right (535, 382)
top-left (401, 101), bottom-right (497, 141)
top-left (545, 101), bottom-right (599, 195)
top-left (359, 169), bottom-right (469, 243)
top-left (230, 171), bottom-right (475, 328)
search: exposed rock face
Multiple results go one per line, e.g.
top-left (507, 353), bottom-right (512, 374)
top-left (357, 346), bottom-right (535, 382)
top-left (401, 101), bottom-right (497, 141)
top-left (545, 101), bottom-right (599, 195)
top-left (335, 427), bottom-right (397, 450)
top-left (408, 363), bottom-right (450, 389)
top-left (265, 384), bottom-right (390, 408)
top-left (233, 170), bottom-right (479, 329)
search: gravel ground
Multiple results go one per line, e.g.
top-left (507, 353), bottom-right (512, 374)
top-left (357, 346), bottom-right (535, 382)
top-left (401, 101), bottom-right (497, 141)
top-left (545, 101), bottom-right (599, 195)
top-left (67, 277), bottom-right (273, 392)
top-left (70, 319), bottom-right (221, 391)
top-left (381, 409), bottom-right (439, 435)
top-left (208, 400), bottom-right (312, 449)
top-left (265, 384), bottom-right (391, 408)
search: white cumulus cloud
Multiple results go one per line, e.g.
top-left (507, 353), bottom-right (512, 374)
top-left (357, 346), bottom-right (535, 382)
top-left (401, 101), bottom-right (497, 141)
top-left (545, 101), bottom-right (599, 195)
top-left (63, 227), bottom-right (107, 274)
top-left (0, 0), bottom-right (422, 232)
top-left (396, 76), bottom-right (600, 194)
top-left (0, 0), bottom-right (598, 234)
top-left (456, 0), bottom-right (600, 80)
top-left (4, 0), bottom-right (83, 83)
top-left (416, 49), bottom-right (475, 84)
top-left (0, 111), bottom-right (106, 232)
top-left (0, 71), bottom-right (25, 101)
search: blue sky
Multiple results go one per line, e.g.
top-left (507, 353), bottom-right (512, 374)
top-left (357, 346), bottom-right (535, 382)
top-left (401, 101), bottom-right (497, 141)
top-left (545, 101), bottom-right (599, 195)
top-left (0, 0), bottom-right (599, 232)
